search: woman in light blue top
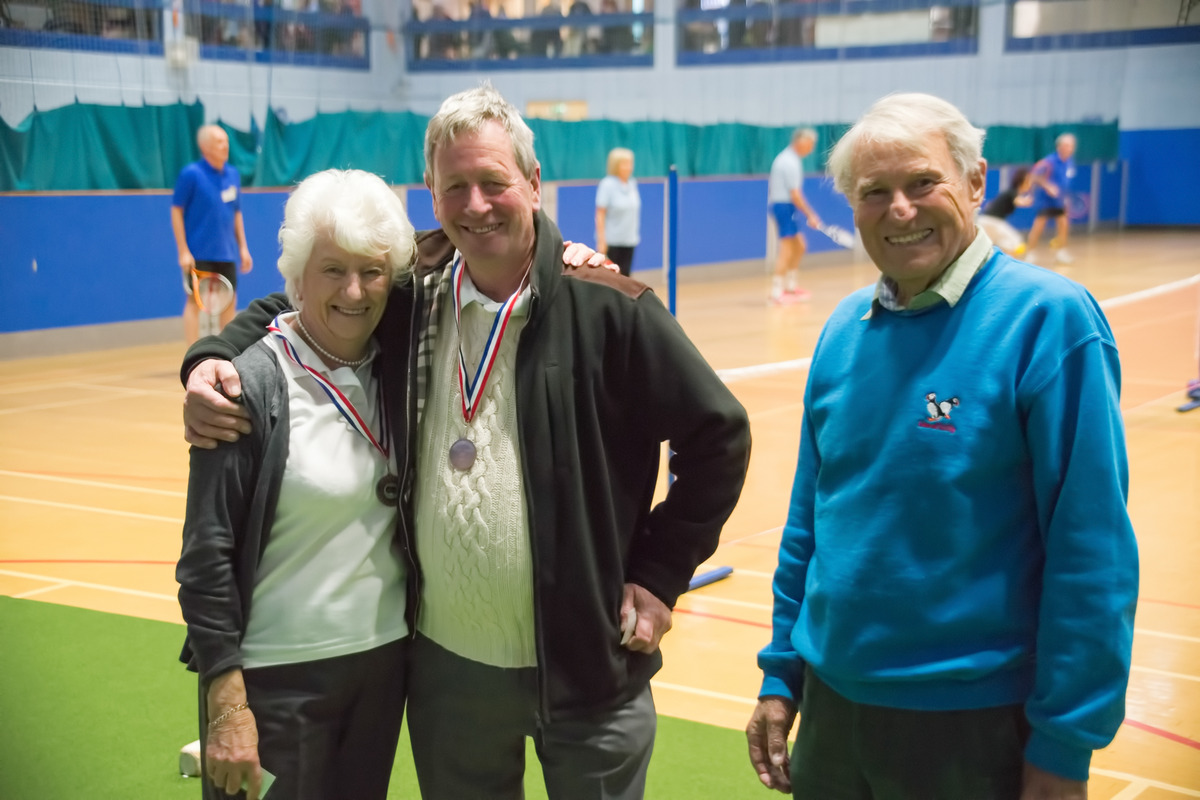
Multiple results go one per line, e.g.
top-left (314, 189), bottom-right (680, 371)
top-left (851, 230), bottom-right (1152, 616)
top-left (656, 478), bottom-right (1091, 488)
top-left (595, 147), bottom-right (641, 276)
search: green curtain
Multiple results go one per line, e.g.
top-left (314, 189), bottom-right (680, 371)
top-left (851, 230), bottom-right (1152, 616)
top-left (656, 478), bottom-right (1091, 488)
top-left (0, 102), bottom-right (1122, 192)
top-left (256, 108), bottom-right (429, 188)
top-left (0, 101), bottom-right (203, 191)
top-left (983, 122), bottom-right (1120, 168)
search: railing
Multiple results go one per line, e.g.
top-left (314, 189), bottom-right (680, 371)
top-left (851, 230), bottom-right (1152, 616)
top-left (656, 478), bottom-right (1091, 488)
top-left (0, 0), bottom-right (371, 69)
top-left (404, 11), bottom-right (654, 71)
top-left (1005, 0), bottom-right (1200, 51)
top-left (676, 0), bottom-right (979, 65)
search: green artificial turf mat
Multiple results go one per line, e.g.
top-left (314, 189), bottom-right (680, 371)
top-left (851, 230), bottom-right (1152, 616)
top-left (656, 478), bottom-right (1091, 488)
top-left (0, 597), bottom-right (756, 798)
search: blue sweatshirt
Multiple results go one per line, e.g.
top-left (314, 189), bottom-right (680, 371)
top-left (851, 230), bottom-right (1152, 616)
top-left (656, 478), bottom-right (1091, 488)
top-left (758, 249), bottom-right (1138, 781)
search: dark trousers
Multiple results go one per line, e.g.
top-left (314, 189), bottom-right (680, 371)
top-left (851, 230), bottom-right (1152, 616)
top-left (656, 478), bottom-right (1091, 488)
top-left (405, 635), bottom-right (656, 800)
top-left (791, 666), bottom-right (1030, 800)
top-left (198, 638), bottom-right (407, 800)
top-left (607, 246), bottom-right (635, 277)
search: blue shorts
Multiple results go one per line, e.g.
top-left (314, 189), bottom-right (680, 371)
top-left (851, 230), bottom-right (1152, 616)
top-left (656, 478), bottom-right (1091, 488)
top-left (771, 203), bottom-right (800, 238)
top-left (194, 260), bottom-right (238, 291)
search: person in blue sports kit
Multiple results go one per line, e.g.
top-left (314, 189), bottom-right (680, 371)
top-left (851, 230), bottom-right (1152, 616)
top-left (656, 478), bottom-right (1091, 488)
top-left (172, 124), bottom-right (253, 344)
top-left (1025, 132), bottom-right (1077, 265)
top-left (767, 128), bottom-right (821, 303)
top-left (746, 93), bottom-right (1137, 800)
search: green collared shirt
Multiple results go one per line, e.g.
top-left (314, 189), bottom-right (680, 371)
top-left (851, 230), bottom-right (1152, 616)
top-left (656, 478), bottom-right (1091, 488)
top-left (862, 228), bottom-right (994, 319)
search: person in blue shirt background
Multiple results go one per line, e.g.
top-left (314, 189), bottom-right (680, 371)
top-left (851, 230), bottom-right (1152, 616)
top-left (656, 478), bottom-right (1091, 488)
top-left (171, 124), bottom-right (253, 344)
top-left (766, 128), bottom-right (821, 304)
top-left (746, 93), bottom-right (1137, 800)
top-left (1025, 132), bottom-right (1077, 265)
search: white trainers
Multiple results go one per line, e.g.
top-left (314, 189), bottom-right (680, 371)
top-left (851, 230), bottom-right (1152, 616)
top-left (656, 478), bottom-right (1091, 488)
top-left (1055, 249), bottom-right (1074, 264)
top-left (180, 739), bottom-right (202, 777)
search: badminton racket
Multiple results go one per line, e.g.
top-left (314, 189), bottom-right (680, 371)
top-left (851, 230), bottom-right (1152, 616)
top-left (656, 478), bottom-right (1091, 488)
top-left (817, 223), bottom-right (855, 248)
top-left (188, 269), bottom-right (235, 337)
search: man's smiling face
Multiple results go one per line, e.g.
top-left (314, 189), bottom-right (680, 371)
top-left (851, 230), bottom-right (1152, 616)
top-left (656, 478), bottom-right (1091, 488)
top-left (850, 132), bottom-right (985, 302)
top-left (426, 120), bottom-right (540, 285)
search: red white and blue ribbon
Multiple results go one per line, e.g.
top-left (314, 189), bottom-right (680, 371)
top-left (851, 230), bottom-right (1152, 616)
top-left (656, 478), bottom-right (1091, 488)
top-left (452, 255), bottom-right (525, 424)
top-left (268, 315), bottom-right (390, 463)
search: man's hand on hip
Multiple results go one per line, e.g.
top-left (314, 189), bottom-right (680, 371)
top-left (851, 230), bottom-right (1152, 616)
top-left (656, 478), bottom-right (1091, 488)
top-left (619, 583), bottom-right (672, 653)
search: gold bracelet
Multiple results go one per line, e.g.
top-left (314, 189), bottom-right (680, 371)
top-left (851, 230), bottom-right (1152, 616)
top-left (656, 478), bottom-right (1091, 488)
top-left (207, 702), bottom-right (249, 729)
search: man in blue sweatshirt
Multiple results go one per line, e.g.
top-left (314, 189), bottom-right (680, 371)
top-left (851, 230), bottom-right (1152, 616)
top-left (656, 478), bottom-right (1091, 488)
top-left (746, 93), bottom-right (1137, 800)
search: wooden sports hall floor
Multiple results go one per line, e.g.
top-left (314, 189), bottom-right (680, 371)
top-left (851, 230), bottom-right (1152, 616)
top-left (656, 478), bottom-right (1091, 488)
top-left (1, 228), bottom-right (1197, 796)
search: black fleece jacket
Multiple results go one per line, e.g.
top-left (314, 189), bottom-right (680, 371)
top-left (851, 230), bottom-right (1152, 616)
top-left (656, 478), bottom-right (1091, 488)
top-left (181, 212), bottom-right (751, 720)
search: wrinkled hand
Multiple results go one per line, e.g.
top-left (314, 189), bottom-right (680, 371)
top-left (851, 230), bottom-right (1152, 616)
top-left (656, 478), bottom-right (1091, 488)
top-left (620, 583), bottom-right (672, 653)
top-left (207, 707), bottom-right (262, 799)
top-left (563, 240), bottom-right (618, 272)
top-left (184, 359), bottom-right (251, 449)
top-left (1020, 762), bottom-right (1087, 800)
top-left (746, 696), bottom-right (797, 793)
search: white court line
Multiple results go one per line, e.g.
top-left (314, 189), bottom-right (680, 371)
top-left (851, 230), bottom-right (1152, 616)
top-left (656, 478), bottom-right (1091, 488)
top-left (1097, 273), bottom-right (1200, 310)
top-left (13, 582), bottom-right (72, 600)
top-left (1131, 665), bottom-right (1200, 683)
top-left (0, 494), bottom-right (181, 524)
top-left (712, 274), bottom-right (1200, 384)
top-left (1092, 770), bottom-right (1200, 798)
top-left (651, 681), bottom-right (757, 706)
top-left (0, 469), bottom-right (186, 498)
top-left (719, 525), bottom-right (783, 548)
top-left (1136, 628), bottom-right (1200, 645)
top-left (0, 389), bottom-right (151, 416)
top-left (0, 569), bottom-right (177, 602)
top-left (70, 382), bottom-right (181, 398)
top-left (728, 568), bottom-right (775, 579)
top-left (1110, 782), bottom-right (1149, 800)
top-left (718, 357), bottom-right (812, 384)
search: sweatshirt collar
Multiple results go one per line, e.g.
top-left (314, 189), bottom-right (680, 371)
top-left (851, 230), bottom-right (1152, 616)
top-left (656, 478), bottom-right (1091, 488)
top-left (862, 227), bottom-right (994, 320)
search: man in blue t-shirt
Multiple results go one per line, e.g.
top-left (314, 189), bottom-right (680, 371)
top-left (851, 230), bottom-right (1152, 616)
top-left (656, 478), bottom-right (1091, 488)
top-left (171, 125), bottom-right (253, 344)
top-left (766, 128), bottom-right (821, 304)
top-left (1025, 132), bottom-right (1077, 265)
top-left (747, 94), bottom-right (1136, 800)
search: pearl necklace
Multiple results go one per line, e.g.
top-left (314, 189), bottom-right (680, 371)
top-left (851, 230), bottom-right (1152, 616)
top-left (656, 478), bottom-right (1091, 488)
top-left (295, 315), bottom-right (370, 368)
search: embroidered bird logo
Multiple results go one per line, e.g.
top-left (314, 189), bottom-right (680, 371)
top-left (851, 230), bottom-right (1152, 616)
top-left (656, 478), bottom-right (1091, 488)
top-left (925, 392), bottom-right (960, 422)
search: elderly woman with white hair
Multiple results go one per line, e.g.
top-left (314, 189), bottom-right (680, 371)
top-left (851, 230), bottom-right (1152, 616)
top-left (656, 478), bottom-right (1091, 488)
top-left (595, 146), bottom-right (641, 276)
top-left (177, 168), bottom-right (417, 800)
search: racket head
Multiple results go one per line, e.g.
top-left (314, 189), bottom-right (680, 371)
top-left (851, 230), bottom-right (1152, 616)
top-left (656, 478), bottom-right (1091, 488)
top-left (194, 270), bottom-right (235, 315)
top-left (820, 224), bottom-right (855, 248)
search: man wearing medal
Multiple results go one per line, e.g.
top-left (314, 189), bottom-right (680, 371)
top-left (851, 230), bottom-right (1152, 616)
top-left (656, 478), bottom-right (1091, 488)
top-left (181, 83), bottom-right (751, 799)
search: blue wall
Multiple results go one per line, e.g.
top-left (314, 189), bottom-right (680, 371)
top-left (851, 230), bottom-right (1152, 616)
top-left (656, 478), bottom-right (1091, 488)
top-left (1120, 129), bottom-right (1200, 226)
top-left (0, 192), bottom-right (287, 334)
top-left (0, 144), bottom-right (1189, 334)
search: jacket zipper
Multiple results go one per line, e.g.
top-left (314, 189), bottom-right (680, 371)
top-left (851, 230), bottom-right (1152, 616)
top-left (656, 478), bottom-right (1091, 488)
top-left (403, 275), bottom-right (423, 638)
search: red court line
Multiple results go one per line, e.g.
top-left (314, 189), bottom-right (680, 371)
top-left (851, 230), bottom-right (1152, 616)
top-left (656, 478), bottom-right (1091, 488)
top-left (0, 559), bottom-right (176, 565)
top-left (674, 607), bottom-right (771, 629)
top-left (1139, 597), bottom-right (1200, 611)
top-left (1123, 719), bottom-right (1200, 751)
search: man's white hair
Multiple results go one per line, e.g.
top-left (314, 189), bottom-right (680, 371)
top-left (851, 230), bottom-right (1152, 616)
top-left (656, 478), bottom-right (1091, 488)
top-left (277, 169), bottom-right (416, 309)
top-left (424, 82), bottom-right (538, 185)
top-left (196, 124), bottom-right (224, 150)
top-left (827, 93), bottom-right (985, 197)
